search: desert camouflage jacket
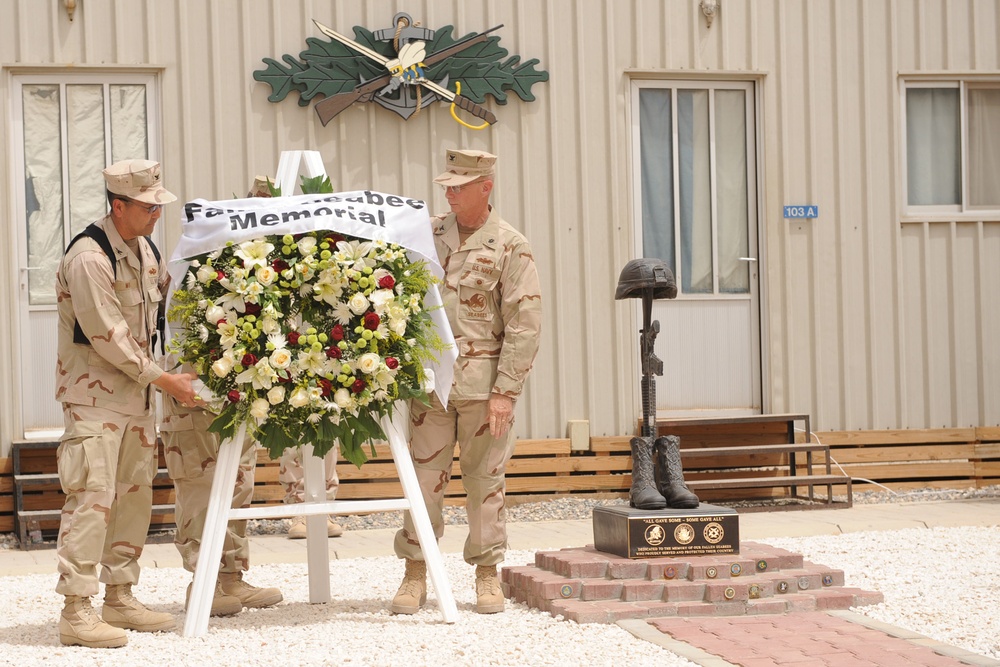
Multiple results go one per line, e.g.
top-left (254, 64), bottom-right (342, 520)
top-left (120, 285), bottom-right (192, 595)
top-left (432, 208), bottom-right (542, 401)
top-left (55, 214), bottom-right (168, 415)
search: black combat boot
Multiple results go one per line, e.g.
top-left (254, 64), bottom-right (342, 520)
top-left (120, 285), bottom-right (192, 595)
top-left (654, 435), bottom-right (700, 509)
top-left (629, 436), bottom-right (667, 509)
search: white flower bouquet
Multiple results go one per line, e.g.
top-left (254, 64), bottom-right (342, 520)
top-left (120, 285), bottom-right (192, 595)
top-left (168, 229), bottom-right (445, 466)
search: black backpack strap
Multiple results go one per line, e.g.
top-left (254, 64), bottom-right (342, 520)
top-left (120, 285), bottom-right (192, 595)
top-left (65, 224), bottom-right (116, 345)
top-left (64, 227), bottom-right (166, 355)
top-left (143, 235), bottom-right (166, 355)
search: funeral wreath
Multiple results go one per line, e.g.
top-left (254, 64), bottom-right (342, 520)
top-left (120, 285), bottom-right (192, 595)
top-left (167, 224), bottom-right (444, 466)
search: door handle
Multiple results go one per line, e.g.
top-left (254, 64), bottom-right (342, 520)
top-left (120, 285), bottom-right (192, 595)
top-left (737, 257), bottom-right (758, 262)
top-left (19, 266), bottom-right (44, 292)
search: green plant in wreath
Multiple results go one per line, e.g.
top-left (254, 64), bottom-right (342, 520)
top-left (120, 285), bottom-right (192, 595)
top-left (167, 175), bottom-right (445, 466)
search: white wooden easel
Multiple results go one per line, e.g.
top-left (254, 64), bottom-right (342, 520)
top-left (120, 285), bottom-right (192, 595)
top-left (183, 151), bottom-right (457, 637)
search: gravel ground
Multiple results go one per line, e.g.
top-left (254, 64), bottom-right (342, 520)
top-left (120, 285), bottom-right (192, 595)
top-left (1, 486), bottom-right (996, 666)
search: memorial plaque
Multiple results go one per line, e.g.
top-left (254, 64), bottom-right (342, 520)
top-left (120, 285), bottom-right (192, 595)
top-left (592, 504), bottom-right (740, 559)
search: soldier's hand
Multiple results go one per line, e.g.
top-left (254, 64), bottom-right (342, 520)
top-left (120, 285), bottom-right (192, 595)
top-left (153, 372), bottom-right (201, 408)
top-left (488, 392), bottom-right (514, 438)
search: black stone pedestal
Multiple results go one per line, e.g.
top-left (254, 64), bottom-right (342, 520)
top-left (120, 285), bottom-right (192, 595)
top-left (592, 504), bottom-right (740, 559)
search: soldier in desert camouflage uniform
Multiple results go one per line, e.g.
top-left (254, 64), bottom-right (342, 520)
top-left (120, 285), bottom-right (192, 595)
top-left (160, 396), bottom-right (283, 617)
top-left (54, 159), bottom-right (200, 648)
top-left (392, 149), bottom-right (542, 615)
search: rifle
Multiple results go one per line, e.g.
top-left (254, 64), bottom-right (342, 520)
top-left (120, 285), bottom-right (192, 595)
top-left (314, 24), bottom-right (503, 126)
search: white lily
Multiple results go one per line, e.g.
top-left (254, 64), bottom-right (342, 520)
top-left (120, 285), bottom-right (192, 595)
top-left (235, 238), bottom-right (275, 270)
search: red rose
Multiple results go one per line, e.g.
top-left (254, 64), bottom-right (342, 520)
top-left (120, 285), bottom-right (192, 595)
top-left (216, 269), bottom-right (225, 281)
top-left (243, 302), bottom-right (261, 316)
top-left (378, 275), bottom-right (395, 290)
top-left (241, 353), bottom-right (258, 367)
top-left (385, 357), bottom-right (399, 369)
top-left (287, 331), bottom-right (301, 345)
top-left (227, 390), bottom-right (241, 403)
top-left (325, 346), bottom-right (342, 359)
top-left (351, 378), bottom-right (366, 394)
top-left (364, 312), bottom-right (380, 330)
top-left (272, 258), bottom-right (289, 272)
top-left (319, 379), bottom-right (333, 397)
top-left (278, 371), bottom-right (293, 384)
top-left (330, 324), bottom-right (345, 341)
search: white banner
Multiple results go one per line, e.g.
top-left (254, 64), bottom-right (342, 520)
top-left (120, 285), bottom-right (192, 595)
top-left (167, 190), bottom-right (455, 406)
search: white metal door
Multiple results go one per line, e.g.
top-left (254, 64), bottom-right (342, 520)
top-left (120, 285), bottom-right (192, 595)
top-left (12, 72), bottom-right (162, 437)
top-left (630, 80), bottom-right (761, 417)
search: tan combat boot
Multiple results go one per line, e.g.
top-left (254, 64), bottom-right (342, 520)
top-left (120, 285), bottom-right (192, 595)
top-left (287, 516), bottom-right (307, 539)
top-left (288, 515), bottom-right (344, 539)
top-left (390, 558), bottom-right (427, 614)
top-left (475, 565), bottom-right (505, 614)
top-left (103, 584), bottom-right (176, 632)
top-left (218, 572), bottom-right (283, 609)
top-left (185, 581), bottom-right (243, 617)
top-left (60, 595), bottom-right (128, 648)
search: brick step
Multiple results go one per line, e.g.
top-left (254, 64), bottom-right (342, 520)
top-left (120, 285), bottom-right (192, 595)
top-left (501, 543), bottom-right (883, 623)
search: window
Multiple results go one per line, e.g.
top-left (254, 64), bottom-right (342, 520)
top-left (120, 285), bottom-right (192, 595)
top-left (16, 73), bottom-right (156, 305)
top-left (633, 81), bottom-right (755, 295)
top-left (903, 80), bottom-right (1000, 215)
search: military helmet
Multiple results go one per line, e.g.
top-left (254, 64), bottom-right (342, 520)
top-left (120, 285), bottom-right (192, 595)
top-left (615, 258), bottom-right (678, 300)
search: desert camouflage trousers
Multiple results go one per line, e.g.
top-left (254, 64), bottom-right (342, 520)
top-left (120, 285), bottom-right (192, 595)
top-left (393, 394), bottom-right (517, 566)
top-left (278, 446), bottom-right (339, 504)
top-left (55, 404), bottom-right (158, 597)
top-left (161, 398), bottom-right (254, 574)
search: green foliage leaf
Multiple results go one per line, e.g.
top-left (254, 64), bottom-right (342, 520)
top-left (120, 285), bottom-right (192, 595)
top-left (501, 56), bottom-right (550, 103)
top-left (253, 55), bottom-right (310, 103)
top-left (300, 174), bottom-right (333, 194)
top-left (260, 423), bottom-right (298, 460)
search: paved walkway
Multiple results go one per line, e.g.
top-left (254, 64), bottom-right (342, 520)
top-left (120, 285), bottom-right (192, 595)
top-left (3, 498), bottom-right (999, 666)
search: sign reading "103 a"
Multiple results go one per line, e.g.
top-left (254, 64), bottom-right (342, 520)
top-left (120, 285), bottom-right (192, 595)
top-left (783, 205), bottom-right (819, 219)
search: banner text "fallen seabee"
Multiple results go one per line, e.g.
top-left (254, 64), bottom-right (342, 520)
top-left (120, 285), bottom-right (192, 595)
top-left (183, 191), bottom-right (425, 231)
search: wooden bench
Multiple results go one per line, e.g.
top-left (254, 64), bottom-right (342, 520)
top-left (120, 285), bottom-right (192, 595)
top-left (654, 414), bottom-right (852, 509)
top-left (11, 441), bottom-right (176, 550)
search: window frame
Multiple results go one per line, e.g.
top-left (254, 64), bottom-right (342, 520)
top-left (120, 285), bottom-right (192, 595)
top-left (900, 76), bottom-right (1000, 222)
top-left (629, 78), bottom-right (758, 300)
top-left (10, 68), bottom-right (165, 310)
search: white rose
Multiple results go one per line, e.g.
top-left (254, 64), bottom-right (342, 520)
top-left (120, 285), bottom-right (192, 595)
top-left (211, 357), bottom-right (234, 377)
top-left (266, 386), bottom-right (285, 405)
top-left (289, 387), bottom-right (310, 408)
top-left (369, 288), bottom-right (395, 310)
top-left (205, 304), bottom-right (226, 325)
top-left (296, 236), bottom-right (317, 255)
top-left (422, 367), bottom-right (435, 393)
top-left (269, 348), bottom-right (292, 370)
top-left (250, 398), bottom-right (270, 420)
top-left (334, 388), bottom-right (353, 409)
top-left (260, 316), bottom-right (280, 334)
top-left (358, 352), bottom-right (381, 374)
top-left (348, 292), bottom-right (370, 315)
top-left (196, 264), bottom-right (217, 284)
top-left (255, 265), bottom-right (277, 286)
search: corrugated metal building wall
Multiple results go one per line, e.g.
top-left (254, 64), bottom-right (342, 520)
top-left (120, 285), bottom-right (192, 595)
top-left (1, 0), bottom-right (997, 457)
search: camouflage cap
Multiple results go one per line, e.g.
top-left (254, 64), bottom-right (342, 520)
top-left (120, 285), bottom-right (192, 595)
top-left (433, 149), bottom-right (496, 187)
top-left (103, 159), bottom-right (177, 205)
top-left (248, 175), bottom-right (274, 198)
